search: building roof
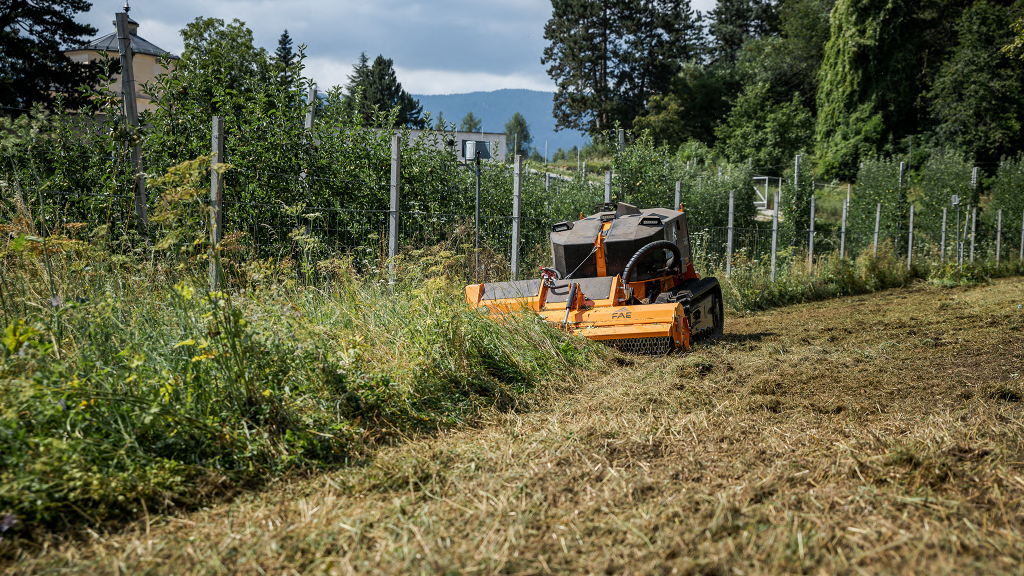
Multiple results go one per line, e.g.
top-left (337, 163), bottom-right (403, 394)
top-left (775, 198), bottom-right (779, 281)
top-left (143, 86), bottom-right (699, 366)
top-left (72, 31), bottom-right (179, 60)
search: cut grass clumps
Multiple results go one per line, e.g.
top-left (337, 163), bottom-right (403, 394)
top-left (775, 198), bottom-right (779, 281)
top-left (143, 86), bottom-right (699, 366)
top-left (0, 246), bottom-right (596, 532)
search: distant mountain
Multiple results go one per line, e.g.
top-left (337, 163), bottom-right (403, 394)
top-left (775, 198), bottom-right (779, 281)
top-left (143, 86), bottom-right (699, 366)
top-left (413, 89), bottom-right (588, 158)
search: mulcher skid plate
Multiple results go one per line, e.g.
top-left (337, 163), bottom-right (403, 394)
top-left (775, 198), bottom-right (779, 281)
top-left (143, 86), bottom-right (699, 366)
top-left (465, 275), bottom-right (724, 355)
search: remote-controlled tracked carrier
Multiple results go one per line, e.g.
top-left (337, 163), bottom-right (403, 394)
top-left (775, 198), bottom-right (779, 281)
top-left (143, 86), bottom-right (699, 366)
top-left (465, 202), bottom-right (723, 354)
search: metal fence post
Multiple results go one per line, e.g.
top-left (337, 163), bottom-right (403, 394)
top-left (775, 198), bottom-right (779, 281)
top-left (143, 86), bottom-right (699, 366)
top-left (907, 204), bottom-right (914, 270)
top-left (873, 203), bottom-right (881, 257)
top-left (970, 206), bottom-right (977, 264)
top-left (618, 128), bottom-right (625, 199)
top-left (209, 116), bottom-right (224, 291)
top-left (674, 181), bottom-right (681, 210)
top-left (605, 171), bottom-right (612, 203)
top-left (388, 134), bottom-right (400, 271)
top-left (940, 208), bottom-right (947, 263)
top-left (1020, 208), bottom-right (1024, 262)
top-left (726, 189), bottom-right (735, 278)
top-left (305, 85), bottom-right (317, 130)
top-left (511, 155), bottom-right (522, 280)
top-left (115, 12), bottom-right (148, 239)
top-left (807, 193), bottom-right (815, 272)
top-left (840, 198), bottom-right (848, 259)
top-left (771, 187), bottom-right (779, 282)
top-left (545, 172), bottom-right (550, 195)
top-left (996, 209), bottom-right (1002, 267)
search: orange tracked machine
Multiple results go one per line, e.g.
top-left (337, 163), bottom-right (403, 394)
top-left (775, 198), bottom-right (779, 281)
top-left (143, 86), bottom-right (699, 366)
top-left (465, 202), bottom-right (723, 354)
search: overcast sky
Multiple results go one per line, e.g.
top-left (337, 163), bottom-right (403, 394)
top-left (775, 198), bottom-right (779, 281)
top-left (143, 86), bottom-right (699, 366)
top-left (80, 0), bottom-right (717, 95)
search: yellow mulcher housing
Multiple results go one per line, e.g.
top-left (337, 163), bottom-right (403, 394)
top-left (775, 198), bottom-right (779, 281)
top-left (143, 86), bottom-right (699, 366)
top-left (465, 202), bottom-right (723, 354)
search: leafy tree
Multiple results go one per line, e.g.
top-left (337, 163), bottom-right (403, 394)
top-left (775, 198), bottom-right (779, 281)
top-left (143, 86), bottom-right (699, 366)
top-left (735, 0), bottom-right (834, 112)
top-left (814, 0), bottom-right (933, 179)
top-left (552, 148), bottom-right (567, 162)
top-left (275, 29), bottom-right (295, 87)
top-left (633, 62), bottom-right (740, 147)
top-left (505, 112), bottom-right (532, 158)
top-left (708, 0), bottom-right (779, 63)
top-left (530, 149), bottom-right (544, 162)
top-left (714, 82), bottom-right (813, 173)
top-left (0, 0), bottom-right (104, 111)
top-left (541, 0), bottom-right (703, 135)
top-left (927, 1), bottom-right (1024, 164)
top-left (345, 52), bottom-right (425, 129)
top-left (459, 111), bottom-right (482, 132)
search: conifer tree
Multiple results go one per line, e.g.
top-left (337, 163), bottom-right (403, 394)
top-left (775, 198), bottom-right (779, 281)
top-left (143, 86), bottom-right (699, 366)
top-left (345, 52), bottom-right (424, 128)
top-left (541, 0), bottom-right (703, 135)
top-left (275, 29), bottom-right (295, 87)
top-left (0, 0), bottom-right (103, 111)
top-left (460, 111), bottom-right (482, 132)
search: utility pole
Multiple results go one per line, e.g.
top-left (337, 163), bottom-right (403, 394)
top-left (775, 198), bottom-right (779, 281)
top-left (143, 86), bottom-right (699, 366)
top-left (115, 10), bottom-right (148, 239)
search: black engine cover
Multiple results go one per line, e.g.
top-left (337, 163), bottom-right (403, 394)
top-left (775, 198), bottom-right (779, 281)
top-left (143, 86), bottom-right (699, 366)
top-left (551, 206), bottom-right (693, 281)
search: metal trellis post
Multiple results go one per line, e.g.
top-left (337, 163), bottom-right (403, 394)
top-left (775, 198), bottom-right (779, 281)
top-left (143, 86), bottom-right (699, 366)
top-left (873, 203), bottom-right (881, 257)
top-left (808, 194), bottom-right (815, 272)
top-left (840, 198), bottom-right (848, 259)
top-left (388, 134), bottom-right (400, 271)
top-left (996, 209), bottom-right (1002, 267)
top-left (605, 171), bottom-right (612, 204)
top-left (771, 187), bottom-right (780, 282)
top-left (674, 181), bottom-right (681, 210)
top-left (907, 204), bottom-right (914, 270)
top-left (512, 155), bottom-right (522, 280)
top-left (970, 206), bottom-right (977, 264)
top-left (940, 208), bottom-right (947, 263)
top-left (726, 189), bottom-right (735, 278)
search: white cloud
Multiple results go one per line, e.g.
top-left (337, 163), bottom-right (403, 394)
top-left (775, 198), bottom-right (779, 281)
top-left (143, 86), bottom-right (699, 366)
top-left (304, 57), bottom-right (555, 95)
top-left (394, 67), bottom-right (555, 96)
top-left (134, 19), bottom-right (184, 56)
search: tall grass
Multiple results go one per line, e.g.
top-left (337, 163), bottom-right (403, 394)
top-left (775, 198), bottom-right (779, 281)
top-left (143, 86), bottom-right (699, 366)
top-left (695, 238), bottom-right (1024, 312)
top-left (0, 240), bottom-right (596, 532)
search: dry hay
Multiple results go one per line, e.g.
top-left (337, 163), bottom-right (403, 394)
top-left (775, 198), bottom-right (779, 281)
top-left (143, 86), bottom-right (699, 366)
top-left (6, 278), bottom-right (1024, 574)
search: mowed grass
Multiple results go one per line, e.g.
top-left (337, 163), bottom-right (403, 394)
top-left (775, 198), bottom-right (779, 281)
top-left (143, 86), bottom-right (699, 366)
top-left (7, 277), bottom-right (1023, 574)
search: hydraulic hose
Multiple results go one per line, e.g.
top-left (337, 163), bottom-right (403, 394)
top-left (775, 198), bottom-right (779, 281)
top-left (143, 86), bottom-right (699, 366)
top-left (621, 240), bottom-right (682, 300)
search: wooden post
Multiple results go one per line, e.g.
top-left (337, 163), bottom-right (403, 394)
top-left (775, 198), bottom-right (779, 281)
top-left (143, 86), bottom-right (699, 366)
top-left (907, 204), bottom-right (914, 270)
top-left (115, 12), bottom-right (148, 238)
top-left (873, 203), bottom-right (881, 257)
top-left (674, 181), bottom-right (681, 210)
top-left (511, 155), bottom-right (522, 280)
top-left (940, 208), bottom-right (947, 263)
top-left (840, 198), bottom-right (848, 259)
top-left (970, 206), bottom-right (977, 263)
top-left (996, 209), bottom-right (1002, 266)
top-left (604, 171), bottom-right (612, 203)
top-left (771, 187), bottom-right (779, 282)
top-left (808, 194), bottom-right (815, 272)
top-left (726, 189), bottom-right (735, 278)
top-left (388, 134), bottom-right (400, 270)
top-left (209, 116), bottom-right (224, 291)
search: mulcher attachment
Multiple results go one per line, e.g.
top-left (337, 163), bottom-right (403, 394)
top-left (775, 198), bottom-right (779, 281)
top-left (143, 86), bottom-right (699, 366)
top-left (465, 203), bottom-right (724, 355)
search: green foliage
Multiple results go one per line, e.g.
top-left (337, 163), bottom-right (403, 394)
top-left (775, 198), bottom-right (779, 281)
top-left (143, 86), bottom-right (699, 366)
top-left (505, 112), bottom-right (533, 158)
top-left (988, 155), bottom-right (1024, 249)
top-left (814, 0), bottom-right (923, 179)
top-left (0, 0), bottom-right (104, 111)
top-left (714, 83), bottom-right (813, 172)
top-left (345, 52), bottom-right (425, 129)
top-left (675, 158), bottom-right (757, 231)
top-left (634, 62), bottom-right (740, 148)
top-left (914, 149), bottom-right (974, 246)
top-left (541, 0), bottom-right (703, 134)
top-left (928, 2), bottom-right (1024, 164)
top-left (847, 157), bottom-right (906, 252)
top-left (707, 0), bottom-right (779, 63)
top-left (459, 111), bottom-right (482, 133)
top-left (0, 245), bottom-right (595, 529)
top-left (274, 29), bottom-right (296, 88)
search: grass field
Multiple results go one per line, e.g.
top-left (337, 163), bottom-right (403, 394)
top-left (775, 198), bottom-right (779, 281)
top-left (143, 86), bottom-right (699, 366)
top-left (6, 277), bottom-right (1023, 574)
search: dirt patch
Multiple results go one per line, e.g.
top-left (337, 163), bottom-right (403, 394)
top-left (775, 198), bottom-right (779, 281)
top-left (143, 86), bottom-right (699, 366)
top-left (6, 278), bottom-right (1024, 574)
